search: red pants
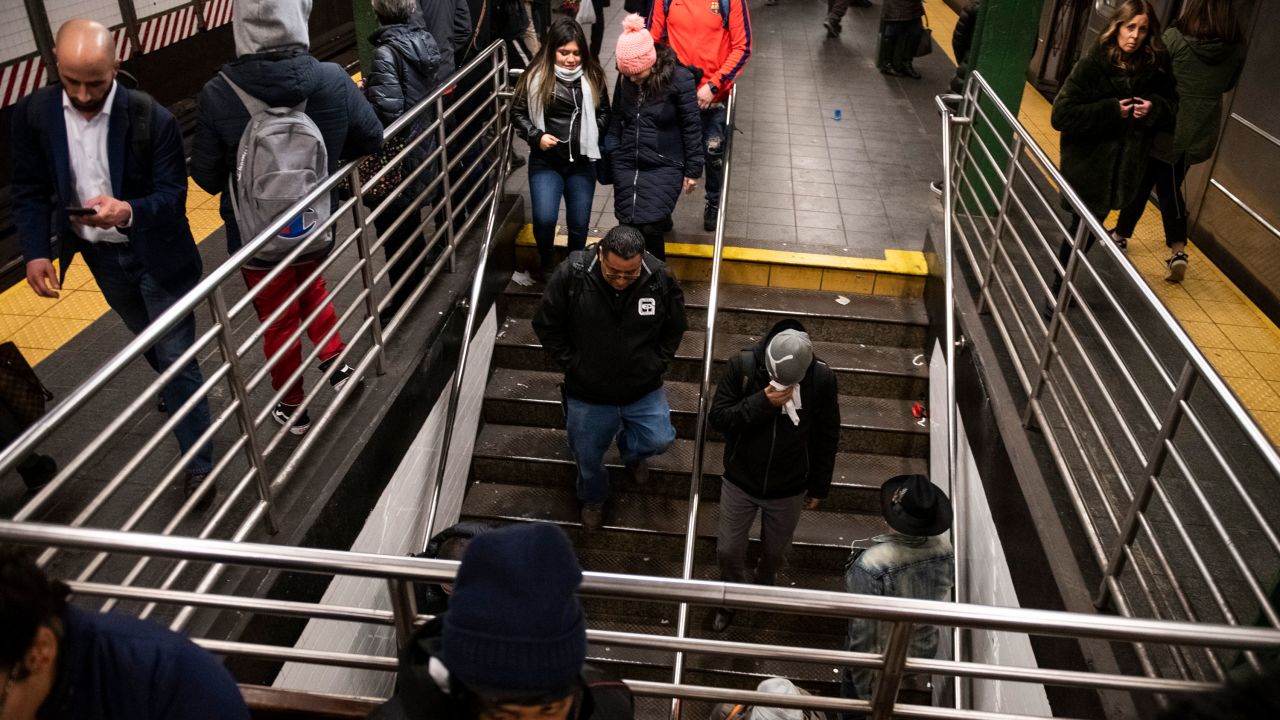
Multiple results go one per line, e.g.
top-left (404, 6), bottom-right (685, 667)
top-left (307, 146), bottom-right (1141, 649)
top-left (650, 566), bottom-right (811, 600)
top-left (242, 261), bottom-right (345, 406)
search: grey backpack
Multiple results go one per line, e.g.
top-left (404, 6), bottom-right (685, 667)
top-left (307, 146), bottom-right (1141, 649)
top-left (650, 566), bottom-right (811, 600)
top-left (221, 72), bottom-right (330, 264)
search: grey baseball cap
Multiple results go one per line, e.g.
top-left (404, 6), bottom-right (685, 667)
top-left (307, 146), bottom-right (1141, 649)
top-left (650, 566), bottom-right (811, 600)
top-left (765, 329), bottom-right (813, 385)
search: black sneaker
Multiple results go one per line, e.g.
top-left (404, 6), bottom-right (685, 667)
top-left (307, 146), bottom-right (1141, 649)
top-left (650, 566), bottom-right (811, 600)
top-left (879, 65), bottom-right (904, 77)
top-left (320, 357), bottom-right (358, 392)
top-left (17, 454), bottom-right (57, 491)
top-left (711, 607), bottom-right (736, 632)
top-left (703, 204), bottom-right (719, 232)
top-left (272, 402), bottom-right (312, 436)
top-left (823, 20), bottom-right (840, 38)
top-left (580, 503), bottom-right (604, 532)
top-left (900, 64), bottom-right (923, 80)
top-left (184, 472), bottom-right (216, 512)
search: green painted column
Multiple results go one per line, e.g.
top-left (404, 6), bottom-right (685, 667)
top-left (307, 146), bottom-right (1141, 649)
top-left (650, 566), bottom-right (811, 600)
top-left (956, 0), bottom-right (1044, 213)
top-left (967, 0), bottom-right (1043, 116)
top-left (353, 0), bottom-right (378, 76)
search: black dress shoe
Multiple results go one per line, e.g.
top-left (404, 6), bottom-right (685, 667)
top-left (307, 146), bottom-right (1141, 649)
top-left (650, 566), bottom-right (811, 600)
top-left (900, 64), bottom-right (923, 80)
top-left (703, 204), bottom-right (718, 232)
top-left (580, 503), bottom-right (604, 531)
top-left (626, 459), bottom-right (649, 485)
top-left (711, 607), bottom-right (735, 632)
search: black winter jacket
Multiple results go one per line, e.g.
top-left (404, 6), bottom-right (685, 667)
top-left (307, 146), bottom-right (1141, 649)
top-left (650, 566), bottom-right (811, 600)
top-left (603, 46), bottom-right (704, 225)
top-left (190, 49), bottom-right (384, 255)
top-left (414, 0), bottom-right (473, 80)
top-left (949, 0), bottom-right (980, 93)
top-left (366, 24), bottom-right (444, 202)
top-left (532, 248), bottom-right (688, 406)
top-left (1051, 43), bottom-right (1177, 217)
top-left (512, 73), bottom-right (611, 171)
top-left (882, 0), bottom-right (924, 23)
top-left (709, 320), bottom-right (841, 501)
top-left (366, 619), bottom-right (635, 720)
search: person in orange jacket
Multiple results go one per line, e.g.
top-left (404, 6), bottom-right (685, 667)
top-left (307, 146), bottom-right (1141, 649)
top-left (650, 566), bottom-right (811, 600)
top-left (649, 0), bottom-right (751, 232)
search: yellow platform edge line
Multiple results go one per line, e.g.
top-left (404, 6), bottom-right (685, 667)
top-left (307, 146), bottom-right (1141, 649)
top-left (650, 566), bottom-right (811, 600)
top-left (516, 225), bottom-right (929, 276)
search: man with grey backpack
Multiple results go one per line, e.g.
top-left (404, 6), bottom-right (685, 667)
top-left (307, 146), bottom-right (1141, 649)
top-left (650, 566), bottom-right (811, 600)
top-left (192, 0), bottom-right (383, 435)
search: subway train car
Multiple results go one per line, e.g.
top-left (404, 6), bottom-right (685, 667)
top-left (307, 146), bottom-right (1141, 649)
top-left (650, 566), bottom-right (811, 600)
top-left (0, 0), bottom-right (356, 282)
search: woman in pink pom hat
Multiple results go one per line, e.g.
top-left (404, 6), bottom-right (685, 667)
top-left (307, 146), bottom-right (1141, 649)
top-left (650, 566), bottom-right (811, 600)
top-left (601, 14), bottom-right (703, 259)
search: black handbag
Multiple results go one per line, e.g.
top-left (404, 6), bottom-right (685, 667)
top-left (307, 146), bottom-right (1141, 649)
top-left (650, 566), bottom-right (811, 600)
top-left (0, 342), bottom-right (53, 428)
top-left (915, 14), bottom-right (934, 58)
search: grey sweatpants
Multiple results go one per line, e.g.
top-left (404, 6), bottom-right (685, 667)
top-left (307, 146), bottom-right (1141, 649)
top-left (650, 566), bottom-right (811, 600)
top-left (717, 480), bottom-right (807, 587)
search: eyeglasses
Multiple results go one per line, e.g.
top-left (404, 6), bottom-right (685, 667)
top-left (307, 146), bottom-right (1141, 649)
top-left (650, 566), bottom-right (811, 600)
top-left (599, 257), bottom-right (641, 282)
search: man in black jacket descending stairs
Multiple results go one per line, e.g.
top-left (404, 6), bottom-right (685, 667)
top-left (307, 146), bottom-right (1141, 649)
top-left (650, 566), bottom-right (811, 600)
top-left (532, 226), bottom-right (688, 531)
top-left (707, 320), bottom-right (841, 632)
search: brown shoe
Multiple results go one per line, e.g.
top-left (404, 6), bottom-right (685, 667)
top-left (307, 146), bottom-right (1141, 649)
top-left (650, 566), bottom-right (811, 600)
top-left (626, 459), bottom-right (649, 486)
top-left (580, 503), bottom-right (604, 531)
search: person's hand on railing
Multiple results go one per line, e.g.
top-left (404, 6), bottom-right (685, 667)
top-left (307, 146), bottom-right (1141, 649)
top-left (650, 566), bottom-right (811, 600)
top-left (683, 177), bottom-right (698, 194)
top-left (25, 258), bottom-right (60, 299)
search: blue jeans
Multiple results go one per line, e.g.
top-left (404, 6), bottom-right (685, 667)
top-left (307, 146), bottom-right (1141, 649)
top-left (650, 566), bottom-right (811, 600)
top-left (529, 156), bottom-right (595, 262)
top-left (565, 387), bottom-right (676, 505)
top-left (701, 105), bottom-right (728, 209)
top-left (83, 243), bottom-right (215, 476)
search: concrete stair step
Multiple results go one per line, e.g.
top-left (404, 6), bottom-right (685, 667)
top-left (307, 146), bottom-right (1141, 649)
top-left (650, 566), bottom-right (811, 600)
top-left (483, 367), bottom-right (929, 454)
top-left (470, 424), bottom-right (927, 513)
top-left (493, 317), bottom-right (930, 400)
top-left (502, 280), bottom-right (928, 348)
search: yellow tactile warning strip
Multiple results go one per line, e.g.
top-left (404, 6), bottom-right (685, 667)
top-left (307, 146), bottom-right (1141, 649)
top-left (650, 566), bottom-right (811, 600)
top-left (0, 178), bottom-right (222, 366)
top-left (513, 224), bottom-right (929, 297)
top-left (925, 0), bottom-right (1280, 444)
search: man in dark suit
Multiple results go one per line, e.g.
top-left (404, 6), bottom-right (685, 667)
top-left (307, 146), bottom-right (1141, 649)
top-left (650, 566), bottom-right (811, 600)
top-left (10, 18), bottom-right (216, 508)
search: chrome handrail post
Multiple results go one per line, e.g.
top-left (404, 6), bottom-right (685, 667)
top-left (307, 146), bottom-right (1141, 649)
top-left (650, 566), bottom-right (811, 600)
top-left (209, 287), bottom-right (278, 535)
top-left (936, 90), bottom-right (966, 714)
top-left (976, 134), bottom-right (1023, 315)
top-left (1022, 219), bottom-right (1089, 428)
top-left (436, 92), bottom-right (458, 273)
top-left (387, 578), bottom-right (418, 650)
top-left (870, 621), bottom-right (914, 720)
top-left (1095, 362), bottom-right (1198, 609)
top-left (350, 164), bottom-right (388, 373)
top-left (421, 48), bottom-right (513, 551)
top-left (669, 86), bottom-right (738, 720)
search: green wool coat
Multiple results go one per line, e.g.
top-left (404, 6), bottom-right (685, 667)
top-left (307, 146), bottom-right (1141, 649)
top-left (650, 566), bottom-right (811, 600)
top-left (1161, 27), bottom-right (1246, 166)
top-left (1051, 43), bottom-right (1178, 217)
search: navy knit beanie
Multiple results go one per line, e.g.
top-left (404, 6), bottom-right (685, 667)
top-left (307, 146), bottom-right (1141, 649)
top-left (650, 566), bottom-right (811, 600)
top-left (441, 523), bottom-right (587, 696)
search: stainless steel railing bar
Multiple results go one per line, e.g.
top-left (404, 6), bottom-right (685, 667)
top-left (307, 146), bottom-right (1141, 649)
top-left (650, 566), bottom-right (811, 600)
top-left (1002, 178), bottom-right (1071, 289)
top-left (1007, 157), bottom-right (1073, 247)
top-left (358, 117), bottom-right (445, 199)
top-left (982, 271), bottom-right (1043, 387)
top-left (225, 195), bottom-right (362, 321)
top-left (670, 86), bottom-right (739, 720)
top-left (975, 273), bottom-right (1034, 393)
top-left (14, 325), bottom-right (223, 522)
top-left (232, 226), bottom-right (366, 362)
top-left (378, 243), bottom-right (456, 336)
top-left (967, 101), bottom-right (1014, 158)
top-left (960, 119), bottom-right (1013, 196)
top-left (72, 580), bottom-right (395, 626)
top-left (99, 453), bottom-right (260, 615)
top-left (363, 144), bottom-right (448, 230)
top-left (7, 521), bottom-right (1280, 648)
top-left (966, 72), bottom-right (1280, 477)
top-left (953, 144), bottom-right (1005, 234)
top-left (987, 235), bottom-right (1054, 345)
top-left (198, 638), bottom-right (398, 672)
top-left (78, 432), bottom-right (249, 590)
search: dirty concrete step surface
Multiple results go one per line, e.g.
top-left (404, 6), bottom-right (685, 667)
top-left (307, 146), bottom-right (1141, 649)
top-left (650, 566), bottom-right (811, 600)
top-left (493, 317), bottom-right (930, 399)
top-left (470, 423), bottom-right (928, 512)
top-left (483, 367), bottom-right (930, 455)
top-left (502, 280), bottom-right (929, 347)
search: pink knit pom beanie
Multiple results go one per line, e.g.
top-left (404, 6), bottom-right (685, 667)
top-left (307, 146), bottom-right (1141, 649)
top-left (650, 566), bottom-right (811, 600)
top-left (615, 14), bottom-right (656, 76)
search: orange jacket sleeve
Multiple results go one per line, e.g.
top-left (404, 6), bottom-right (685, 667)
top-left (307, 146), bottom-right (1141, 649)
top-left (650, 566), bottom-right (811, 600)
top-left (712, 0), bottom-right (752, 90)
top-left (648, 0), bottom-right (668, 41)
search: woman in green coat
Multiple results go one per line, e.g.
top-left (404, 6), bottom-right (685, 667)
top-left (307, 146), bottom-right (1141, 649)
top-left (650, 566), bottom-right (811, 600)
top-left (1113, 0), bottom-right (1246, 283)
top-left (1049, 0), bottom-right (1176, 282)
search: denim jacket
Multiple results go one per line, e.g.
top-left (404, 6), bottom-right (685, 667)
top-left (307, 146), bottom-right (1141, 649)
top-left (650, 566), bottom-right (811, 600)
top-left (842, 533), bottom-right (955, 701)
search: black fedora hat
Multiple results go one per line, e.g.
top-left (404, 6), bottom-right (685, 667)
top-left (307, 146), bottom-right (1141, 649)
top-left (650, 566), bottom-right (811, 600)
top-left (880, 475), bottom-right (953, 537)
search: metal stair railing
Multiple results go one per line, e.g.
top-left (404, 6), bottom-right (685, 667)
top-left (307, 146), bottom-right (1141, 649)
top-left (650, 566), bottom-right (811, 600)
top-left (671, 85), bottom-right (737, 720)
top-left (2, 519), bottom-right (1278, 719)
top-left (0, 42), bottom-right (512, 632)
top-left (941, 71), bottom-right (1280, 683)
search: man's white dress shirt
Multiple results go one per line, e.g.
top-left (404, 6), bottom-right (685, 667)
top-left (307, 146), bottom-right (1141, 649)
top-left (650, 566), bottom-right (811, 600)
top-left (62, 81), bottom-right (129, 243)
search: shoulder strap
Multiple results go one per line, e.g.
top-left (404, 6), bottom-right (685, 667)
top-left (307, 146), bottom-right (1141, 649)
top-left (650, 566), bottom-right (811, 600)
top-left (659, 0), bottom-right (731, 42)
top-left (738, 348), bottom-right (755, 395)
top-left (128, 89), bottom-right (155, 172)
top-left (219, 72), bottom-right (307, 115)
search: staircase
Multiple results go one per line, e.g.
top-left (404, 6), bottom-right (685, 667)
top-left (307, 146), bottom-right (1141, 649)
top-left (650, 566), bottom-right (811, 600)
top-left (463, 278), bottom-right (930, 710)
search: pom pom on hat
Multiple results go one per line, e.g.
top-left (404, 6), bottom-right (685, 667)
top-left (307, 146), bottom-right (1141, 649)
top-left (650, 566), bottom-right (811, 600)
top-left (615, 13), bottom-right (657, 76)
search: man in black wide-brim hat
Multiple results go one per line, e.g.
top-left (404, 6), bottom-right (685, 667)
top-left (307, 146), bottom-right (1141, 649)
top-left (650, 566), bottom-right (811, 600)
top-left (839, 474), bottom-right (955, 714)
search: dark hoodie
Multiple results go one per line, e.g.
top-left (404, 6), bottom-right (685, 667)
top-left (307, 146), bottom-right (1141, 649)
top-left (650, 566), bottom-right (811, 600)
top-left (190, 4), bottom-right (383, 256)
top-left (1162, 26), bottom-right (1246, 165)
top-left (708, 320), bottom-right (841, 501)
top-left (366, 619), bottom-right (635, 720)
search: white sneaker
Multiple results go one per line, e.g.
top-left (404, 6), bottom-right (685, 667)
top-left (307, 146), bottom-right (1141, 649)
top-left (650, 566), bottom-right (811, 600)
top-left (1165, 251), bottom-right (1188, 283)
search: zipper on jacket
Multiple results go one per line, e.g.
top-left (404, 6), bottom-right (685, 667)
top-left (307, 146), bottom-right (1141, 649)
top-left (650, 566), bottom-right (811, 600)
top-left (762, 416), bottom-right (777, 496)
top-left (630, 88), bottom-right (642, 221)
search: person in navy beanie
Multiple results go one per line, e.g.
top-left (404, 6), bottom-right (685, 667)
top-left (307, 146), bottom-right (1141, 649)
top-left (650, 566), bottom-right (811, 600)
top-left (367, 522), bottom-right (635, 720)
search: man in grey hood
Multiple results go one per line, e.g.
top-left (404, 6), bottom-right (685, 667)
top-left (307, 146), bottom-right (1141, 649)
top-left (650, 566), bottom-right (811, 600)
top-left (190, 0), bottom-right (383, 435)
